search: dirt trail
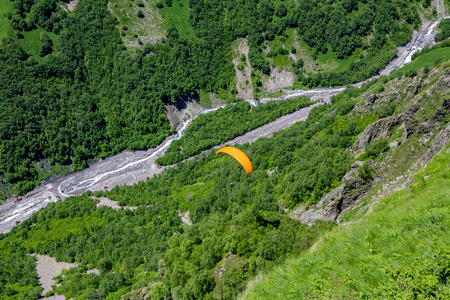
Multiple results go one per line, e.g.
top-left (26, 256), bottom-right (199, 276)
top-left (0, 17), bottom-right (447, 234)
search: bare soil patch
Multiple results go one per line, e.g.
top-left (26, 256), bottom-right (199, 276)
top-left (32, 254), bottom-right (78, 298)
top-left (107, 0), bottom-right (165, 50)
top-left (87, 268), bottom-right (100, 275)
top-left (232, 38), bottom-right (253, 99)
top-left (91, 196), bottom-right (139, 210)
top-left (264, 67), bottom-right (295, 93)
top-left (177, 210), bottom-right (192, 226)
top-left (59, 0), bottom-right (78, 12)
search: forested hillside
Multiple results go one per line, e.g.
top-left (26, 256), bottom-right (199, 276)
top-left (1, 45), bottom-right (449, 298)
top-left (0, 0), bottom-right (427, 199)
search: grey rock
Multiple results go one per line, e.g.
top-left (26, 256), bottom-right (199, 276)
top-left (295, 165), bottom-right (372, 224)
top-left (417, 122), bottom-right (434, 134)
top-left (389, 142), bottom-right (399, 148)
top-left (423, 123), bottom-right (450, 165)
top-left (366, 94), bottom-right (382, 104)
top-left (431, 107), bottom-right (449, 122)
top-left (352, 114), bottom-right (404, 151)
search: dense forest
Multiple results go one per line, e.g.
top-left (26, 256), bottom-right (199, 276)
top-left (0, 0), bottom-right (424, 199)
top-left (0, 0), bottom-right (448, 296)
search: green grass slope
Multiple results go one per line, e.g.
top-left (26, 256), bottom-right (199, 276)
top-left (241, 143), bottom-right (450, 299)
top-left (0, 0), bottom-right (14, 40)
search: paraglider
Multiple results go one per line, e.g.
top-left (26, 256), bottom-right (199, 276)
top-left (216, 146), bottom-right (252, 174)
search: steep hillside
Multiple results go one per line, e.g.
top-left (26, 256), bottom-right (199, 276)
top-left (0, 47), bottom-right (449, 299)
top-left (241, 48), bottom-right (450, 299)
top-left (242, 134), bottom-right (450, 299)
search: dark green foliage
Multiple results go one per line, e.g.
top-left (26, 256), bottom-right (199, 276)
top-left (278, 47), bottom-right (288, 55)
top-left (137, 10), bottom-right (144, 18)
top-left (275, 3), bottom-right (287, 18)
top-left (359, 162), bottom-right (372, 181)
top-left (2, 0), bottom-right (253, 195)
top-left (0, 253), bottom-right (42, 297)
top-left (296, 0), bottom-right (419, 59)
top-left (365, 139), bottom-right (390, 158)
top-left (391, 21), bottom-right (413, 46)
top-left (11, 0), bottom-right (66, 32)
top-left (376, 103), bottom-right (396, 118)
top-left (249, 48), bottom-right (270, 75)
top-left (1, 0), bottom-right (425, 196)
top-left (435, 19), bottom-right (450, 42)
top-left (39, 33), bottom-right (53, 56)
top-left (156, 97), bottom-right (312, 166)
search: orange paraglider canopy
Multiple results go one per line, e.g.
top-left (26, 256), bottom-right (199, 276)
top-left (216, 146), bottom-right (252, 174)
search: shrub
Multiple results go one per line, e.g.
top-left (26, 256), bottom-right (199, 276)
top-left (278, 48), bottom-right (288, 55)
top-left (45, 290), bottom-right (55, 297)
top-left (359, 163), bottom-right (373, 181)
top-left (376, 103), bottom-right (396, 118)
top-left (365, 139), bottom-right (389, 158)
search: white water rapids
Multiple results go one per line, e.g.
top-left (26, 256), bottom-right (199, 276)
top-left (401, 16), bottom-right (450, 67)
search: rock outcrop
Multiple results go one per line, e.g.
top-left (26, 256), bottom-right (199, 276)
top-left (291, 161), bottom-right (372, 224)
top-left (352, 114), bottom-right (404, 151)
top-left (292, 70), bottom-right (450, 225)
top-left (164, 93), bottom-right (204, 129)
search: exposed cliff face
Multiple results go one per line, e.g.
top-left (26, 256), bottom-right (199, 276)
top-left (291, 67), bottom-right (450, 225)
top-left (290, 161), bottom-right (371, 223)
top-left (352, 114), bottom-right (405, 151)
top-left (164, 93), bottom-right (204, 129)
